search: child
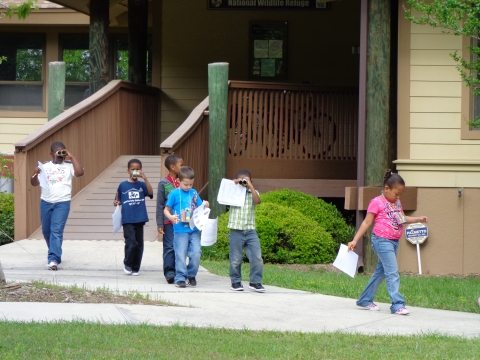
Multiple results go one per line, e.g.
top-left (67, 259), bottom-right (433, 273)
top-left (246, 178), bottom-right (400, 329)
top-left (31, 141), bottom-right (84, 271)
top-left (114, 158), bottom-right (153, 276)
top-left (348, 170), bottom-right (428, 315)
top-left (156, 154), bottom-right (183, 284)
top-left (164, 166), bottom-right (209, 288)
top-left (228, 169), bottom-right (265, 292)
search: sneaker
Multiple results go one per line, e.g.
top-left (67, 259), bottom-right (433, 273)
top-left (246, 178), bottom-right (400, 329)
top-left (175, 281), bottom-right (186, 288)
top-left (187, 277), bottom-right (197, 287)
top-left (248, 283), bottom-right (265, 292)
top-left (48, 262), bottom-right (58, 271)
top-left (166, 273), bottom-right (175, 284)
top-left (478, 298), bottom-right (480, 308)
top-left (123, 265), bottom-right (132, 275)
top-left (131, 271), bottom-right (139, 276)
top-left (363, 303), bottom-right (380, 311)
top-left (394, 307), bottom-right (410, 315)
top-left (231, 282), bottom-right (244, 291)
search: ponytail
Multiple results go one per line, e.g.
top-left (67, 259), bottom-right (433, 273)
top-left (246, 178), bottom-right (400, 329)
top-left (383, 169), bottom-right (405, 188)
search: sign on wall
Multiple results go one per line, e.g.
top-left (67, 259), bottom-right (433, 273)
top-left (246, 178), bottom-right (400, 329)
top-left (249, 22), bottom-right (287, 79)
top-left (207, 0), bottom-right (331, 11)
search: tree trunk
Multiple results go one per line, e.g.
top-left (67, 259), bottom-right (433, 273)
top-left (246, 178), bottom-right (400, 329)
top-left (0, 261), bottom-right (6, 285)
top-left (128, 0), bottom-right (148, 85)
top-left (89, 0), bottom-right (110, 94)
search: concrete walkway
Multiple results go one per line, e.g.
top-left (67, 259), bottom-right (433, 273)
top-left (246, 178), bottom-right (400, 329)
top-left (1, 240), bottom-right (479, 338)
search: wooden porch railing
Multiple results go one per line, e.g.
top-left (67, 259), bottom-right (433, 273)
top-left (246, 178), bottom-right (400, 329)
top-left (14, 80), bottom-right (159, 240)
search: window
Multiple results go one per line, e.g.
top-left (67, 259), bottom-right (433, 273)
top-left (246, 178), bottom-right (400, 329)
top-left (0, 33), bottom-right (45, 111)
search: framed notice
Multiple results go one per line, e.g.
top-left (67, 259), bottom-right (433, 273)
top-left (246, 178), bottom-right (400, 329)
top-left (249, 22), bottom-right (287, 80)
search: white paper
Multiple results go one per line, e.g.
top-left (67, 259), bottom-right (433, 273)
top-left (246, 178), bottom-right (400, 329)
top-left (201, 218), bottom-right (218, 246)
top-left (37, 161), bottom-right (49, 193)
top-left (189, 203), bottom-right (211, 231)
top-left (217, 178), bottom-right (246, 207)
top-left (112, 205), bottom-right (122, 234)
top-left (332, 244), bottom-right (359, 278)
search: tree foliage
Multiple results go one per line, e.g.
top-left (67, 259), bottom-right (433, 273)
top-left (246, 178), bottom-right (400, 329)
top-left (405, 0), bottom-right (480, 125)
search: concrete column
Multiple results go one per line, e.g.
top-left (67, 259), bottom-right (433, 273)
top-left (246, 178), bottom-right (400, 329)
top-left (47, 62), bottom-right (65, 121)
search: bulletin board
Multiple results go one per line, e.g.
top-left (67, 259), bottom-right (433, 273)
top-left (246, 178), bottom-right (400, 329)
top-left (249, 22), bottom-right (288, 80)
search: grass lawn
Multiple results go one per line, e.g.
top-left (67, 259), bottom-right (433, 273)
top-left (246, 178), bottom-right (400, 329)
top-left (201, 260), bottom-right (480, 314)
top-left (1, 322), bottom-right (480, 359)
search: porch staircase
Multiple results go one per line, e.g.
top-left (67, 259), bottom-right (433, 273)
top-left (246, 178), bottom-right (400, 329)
top-left (28, 155), bottom-right (162, 241)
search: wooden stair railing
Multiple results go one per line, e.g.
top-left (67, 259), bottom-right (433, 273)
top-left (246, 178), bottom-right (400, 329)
top-left (14, 80), bottom-right (159, 240)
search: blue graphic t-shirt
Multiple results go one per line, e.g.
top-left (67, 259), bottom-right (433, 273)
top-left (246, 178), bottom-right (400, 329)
top-left (116, 180), bottom-right (153, 224)
top-left (165, 188), bottom-right (203, 233)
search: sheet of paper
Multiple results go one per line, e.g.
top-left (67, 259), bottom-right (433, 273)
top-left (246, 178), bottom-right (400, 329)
top-left (112, 205), bottom-right (122, 234)
top-left (332, 244), bottom-right (359, 278)
top-left (37, 161), bottom-right (49, 193)
top-left (217, 178), bottom-right (246, 207)
top-left (201, 218), bottom-right (218, 246)
top-left (189, 203), bottom-right (211, 231)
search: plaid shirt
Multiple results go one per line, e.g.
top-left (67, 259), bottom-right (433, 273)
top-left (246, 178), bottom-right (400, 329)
top-left (227, 190), bottom-right (259, 230)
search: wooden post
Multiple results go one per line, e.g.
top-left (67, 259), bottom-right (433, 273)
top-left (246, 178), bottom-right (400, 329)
top-left (208, 63), bottom-right (229, 218)
top-left (47, 62), bottom-right (65, 121)
top-left (363, 0), bottom-right (398, 271)
top-left (128, 0), bottom-right (148, 85)
top-left (89, 0), bottom-right (110, 94)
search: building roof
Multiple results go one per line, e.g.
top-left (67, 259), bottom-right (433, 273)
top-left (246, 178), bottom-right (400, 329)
top-left (0, 0), bottom-right (64, 9)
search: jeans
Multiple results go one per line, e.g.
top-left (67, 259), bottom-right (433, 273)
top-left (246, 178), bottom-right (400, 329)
top-left (40, 199), bottom-right (71, 264)
top-left (123, 223), bottom-right (145, 272)
top-left (229, 229), bottom-right (263, 284)
top-left (357, 233), bottom-right (405, 313)
top-left (173, 231), bottom-right (201, 283)
top-left (162, 224), bottom-right (176, 278)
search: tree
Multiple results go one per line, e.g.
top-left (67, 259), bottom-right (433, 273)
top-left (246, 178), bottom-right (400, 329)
top-left (405, 0), bottom-right (480, 125)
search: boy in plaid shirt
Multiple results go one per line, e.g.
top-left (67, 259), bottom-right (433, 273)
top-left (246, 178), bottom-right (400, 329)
top-left (228, 169), bottom-right (265, 292)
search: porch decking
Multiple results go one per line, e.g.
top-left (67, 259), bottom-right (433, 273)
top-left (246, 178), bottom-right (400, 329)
top-left (28, 155), bottom-right (161, 241)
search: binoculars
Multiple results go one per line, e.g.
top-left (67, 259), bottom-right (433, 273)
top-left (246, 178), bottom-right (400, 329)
top-left (55, 150), bottom-right (67, 157)
top-left (239, 178), bottom-right (249, 187)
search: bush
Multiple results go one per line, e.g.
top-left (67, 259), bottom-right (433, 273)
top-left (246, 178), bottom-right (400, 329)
top-left (0, 193), bottom-right (14, 245)
top-left (260, 189), bottom-right (355, 246)
top-left (202, 202), bottom-right (338, 264)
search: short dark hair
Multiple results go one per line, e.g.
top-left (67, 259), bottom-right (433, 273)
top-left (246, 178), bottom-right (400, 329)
top-left (236, 169), bottom-right (252, 179)
top-left (383, 169), bottom-right (405, 188)
top-left (50, 141), bottom-right (66, 152)
top-left (128, 158), bottom-right (142, 169)
top-left (164, 154), bottom-right (182, 170)
top-left (179, 166), bottom-right (195, 181)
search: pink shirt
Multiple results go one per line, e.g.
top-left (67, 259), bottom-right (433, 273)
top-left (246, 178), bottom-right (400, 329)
top-left (368, 195), bottom-right (405, 240)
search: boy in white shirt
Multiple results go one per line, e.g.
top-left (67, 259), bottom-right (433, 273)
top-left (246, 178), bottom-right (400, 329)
top-left (31, 141), bottom-right (84, 270)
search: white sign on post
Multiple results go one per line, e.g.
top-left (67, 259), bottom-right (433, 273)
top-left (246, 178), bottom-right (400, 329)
top-left (405, 223), bottom-right (428, 275)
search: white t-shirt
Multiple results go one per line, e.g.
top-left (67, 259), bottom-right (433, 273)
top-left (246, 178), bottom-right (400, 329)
top-left (40, 161), bottom-right (76, 203)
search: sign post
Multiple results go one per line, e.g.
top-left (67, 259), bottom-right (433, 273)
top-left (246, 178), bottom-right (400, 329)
top-left (405, 223), bottom-right (428, 274)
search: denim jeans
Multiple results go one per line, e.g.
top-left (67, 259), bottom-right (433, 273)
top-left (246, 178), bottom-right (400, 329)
top-left (40, 199), bottom-right (71, 264)
top-left (357, 233), bottom-right (405, 313)
top-left (173, 231), bottom-right (201, 283)
top-left (229, 229), bottom-right (263, 284)
top-left (123, 223), bottom-right (145, 272)
top-left (162, 224), bottom-right (176, 278)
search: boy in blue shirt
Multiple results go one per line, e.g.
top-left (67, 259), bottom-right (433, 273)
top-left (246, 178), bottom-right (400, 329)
top-left (164, 166), bottom-right (209, 288)
top-left (114, 158), bottom-right (153, 276)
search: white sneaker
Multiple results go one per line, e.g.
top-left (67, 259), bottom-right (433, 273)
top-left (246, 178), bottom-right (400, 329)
top-left (123, 265), bottom-right (132, 275)
top-left (48, 262), bottom-right (58, 271)
top-left (394, 307), bottom-right (410, 315)
top-left (131, 271), bottom-right (139, 276)
top-left (364, 303), bottom-right (380, 311)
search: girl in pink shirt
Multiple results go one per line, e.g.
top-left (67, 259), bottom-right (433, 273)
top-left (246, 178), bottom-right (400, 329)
top-left (347, 170), bottom-right (428, 315)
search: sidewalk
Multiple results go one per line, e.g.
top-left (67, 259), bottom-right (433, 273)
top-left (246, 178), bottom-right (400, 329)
top-left (1, 240), bottom-right (479, 337)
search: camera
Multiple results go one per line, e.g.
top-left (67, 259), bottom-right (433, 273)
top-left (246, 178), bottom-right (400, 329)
top-left (132, 170), bottom-right (138, 179)
top-left (239, 178), bottom-right (249, 187)
top-left (55, 150), bottom-right (67, 157)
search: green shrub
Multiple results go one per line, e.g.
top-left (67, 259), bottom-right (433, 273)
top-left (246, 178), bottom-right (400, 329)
top-left (0, 193), bottom-right (14, 245)
top-left (202, 202), bottom-right (338, 264)
top-left (261, 188), bottom-right (355, 246)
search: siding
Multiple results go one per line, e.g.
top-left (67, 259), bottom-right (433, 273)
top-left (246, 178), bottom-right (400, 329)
top-left (0, 118), bottom-right (47, 153)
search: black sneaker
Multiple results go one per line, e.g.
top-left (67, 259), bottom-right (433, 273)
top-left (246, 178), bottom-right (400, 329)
top-left (187, 277), bottom-right (197, 287)
top-left (166, 273), bottom-right (175, 284)
top-left (249, 283), bottom-right (265, 292)
top-left (231, 282), bottom-right (244, 291)
top-left (175, 281), bottom-right (186, 288)
top-left (123, 265), bottom-right (132, 275)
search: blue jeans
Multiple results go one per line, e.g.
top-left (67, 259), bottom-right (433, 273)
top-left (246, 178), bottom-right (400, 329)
top-left (123, 223), bottom-right (145, 272)
top-left (357, 233), bottom-right (405, 313)
top-left (40, 199), bottom-right (71, 264)
top-left (162, 224), bottom-right (175, 278)
top-left (173, 231), bottom-right (201, 283)
top-left (229, 229), bottom-right (263, 284)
